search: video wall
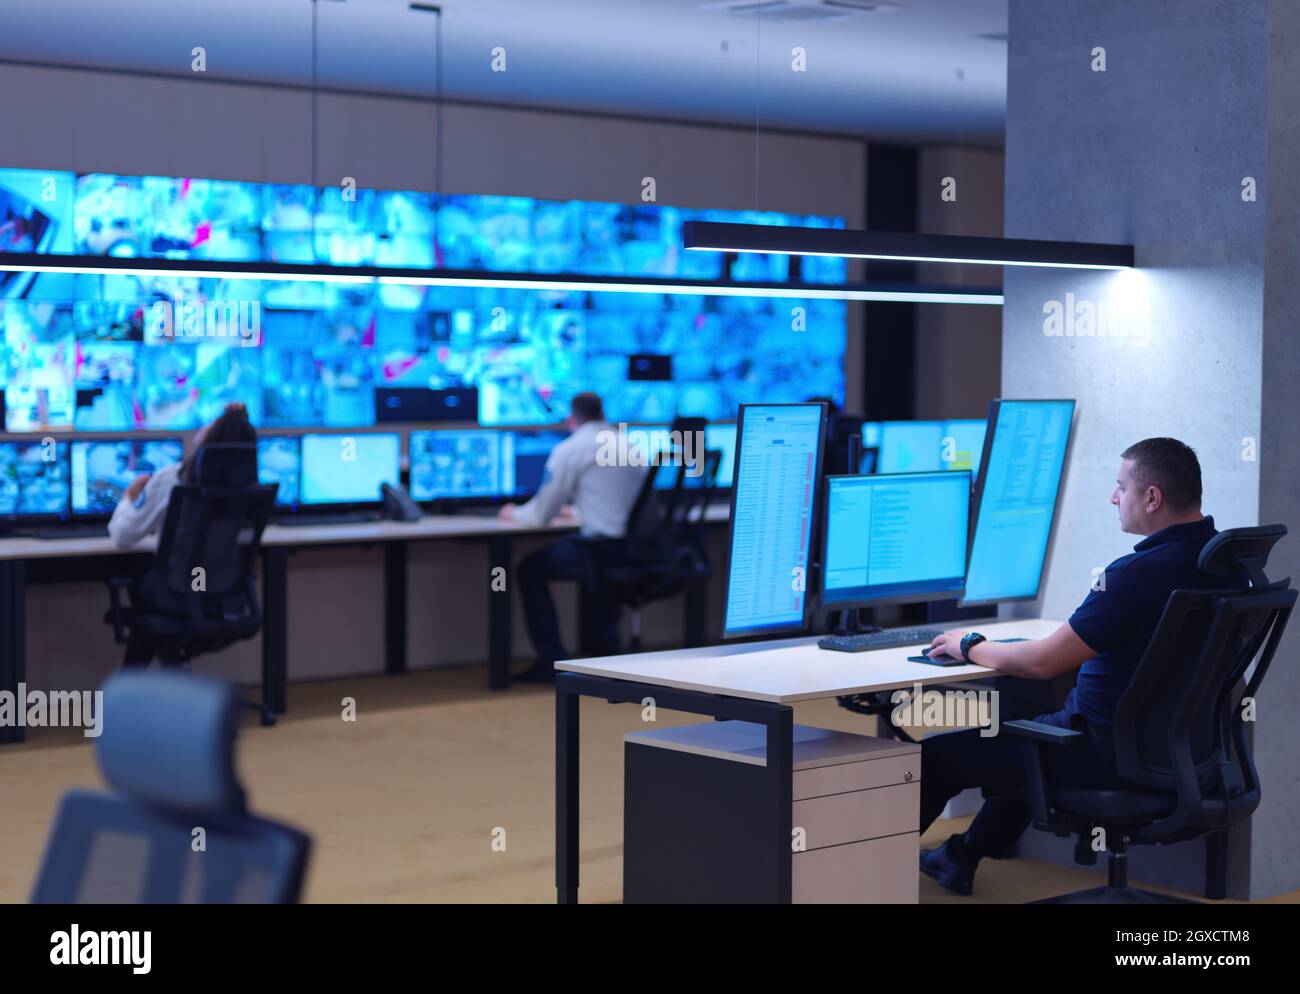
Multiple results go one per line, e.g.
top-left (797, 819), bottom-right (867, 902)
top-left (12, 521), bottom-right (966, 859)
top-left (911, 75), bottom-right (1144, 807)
top-left (0, 168), bottom-right (848, 433)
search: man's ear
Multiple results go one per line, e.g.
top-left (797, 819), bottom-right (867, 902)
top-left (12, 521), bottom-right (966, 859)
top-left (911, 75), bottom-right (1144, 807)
top-left (1146, 485), bottom-right (1164, 513)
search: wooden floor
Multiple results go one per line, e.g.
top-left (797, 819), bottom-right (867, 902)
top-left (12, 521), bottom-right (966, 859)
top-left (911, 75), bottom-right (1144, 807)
top-left (2, 664), bottom-right (1296, 904)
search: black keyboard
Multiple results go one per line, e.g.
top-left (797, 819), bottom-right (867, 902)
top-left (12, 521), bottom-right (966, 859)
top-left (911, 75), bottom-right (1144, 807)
top-left (28, 524), bottom-right (110, 540)
top-left (274, 511), bottom-right (384, 527)
top-left (818, 627), bottom-right (944, 653)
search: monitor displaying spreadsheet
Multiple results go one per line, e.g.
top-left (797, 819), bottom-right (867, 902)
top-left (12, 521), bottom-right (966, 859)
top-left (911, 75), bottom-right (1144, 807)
top-left (722, 403), bottom-right (827, 638)
top-left (962, 399), bottom-right (1075, 606)
top-left (820, 471), bottom-right (970, 609)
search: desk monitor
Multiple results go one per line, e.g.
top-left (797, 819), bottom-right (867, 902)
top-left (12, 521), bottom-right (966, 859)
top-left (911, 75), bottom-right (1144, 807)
top-left (820, 471), bottom-right (970, 609)
top-left (0, 440), bottom-right (70, 520)
top-left (70, 438), bottom-right (184, 517)
top-left (861, 422), bottom-right (882, 449)
top-left (652, 422), bottom-right (736, 491)
top-left (258, 436), bottom-right (302, 506)
top-left (878, 421), bottom-right (944, 473)
top-left (942, 419), bottom-right (988, 477)
top-left (722, 402), bottom-right (827, 639)
top-left (510, 429), bottom-right (565, 496)
top-left (962, 399), bottom-right (1076, 606)
top-left (299, 432), bottom-right (400, 506)
top-left (409, 428), bottom-right (509, 502)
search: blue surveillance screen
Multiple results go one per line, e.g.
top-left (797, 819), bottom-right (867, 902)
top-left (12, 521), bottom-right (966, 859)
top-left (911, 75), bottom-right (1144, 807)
top-left (942, 419), bottom-right (988, 477)
top-left (258, 436), bottom-right (302, 506)
top-left (0, 440), bottom-right (70, 518)
top-left (962, 399), bottom-right (1076, 606)
top-left (722, 403), bottom-right (826, 638)
top-left (299, 432), bottom-right (400, 506)
top-left (821, 471), bottom-right (970, 609)
top-left (878, 421), bottom-right (945, 473)
top-left (70, 438), bottom-right (184, 516)
top-left (409, 429), bottom-right (510, 502)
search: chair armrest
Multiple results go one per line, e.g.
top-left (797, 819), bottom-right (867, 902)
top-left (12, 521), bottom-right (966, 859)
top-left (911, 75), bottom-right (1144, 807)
top-left (1003, 719), bottom-right (1085, 746)
top-left (104, 576), bottom-right (134, 645)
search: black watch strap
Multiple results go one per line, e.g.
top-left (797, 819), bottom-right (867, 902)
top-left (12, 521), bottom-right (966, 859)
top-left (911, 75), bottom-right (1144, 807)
top-left (961, 632), bottom-right (987, 662)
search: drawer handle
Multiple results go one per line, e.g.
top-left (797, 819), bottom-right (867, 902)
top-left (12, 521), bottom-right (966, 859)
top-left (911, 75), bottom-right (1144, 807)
top-left (903, 770), bottom-right (913, 782)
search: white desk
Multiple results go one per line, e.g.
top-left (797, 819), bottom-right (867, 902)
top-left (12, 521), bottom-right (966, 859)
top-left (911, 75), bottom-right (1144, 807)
top-left (0, 504), bottom-right (731, 743)
top-left (554, 617), bottom-right (1066, 903)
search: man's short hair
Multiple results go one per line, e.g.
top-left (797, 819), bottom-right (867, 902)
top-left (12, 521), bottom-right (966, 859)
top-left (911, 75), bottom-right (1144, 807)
top-left (1121, 437), bottom-right (1202, 511)
top-left (571, 392), bottom-right (604, 424)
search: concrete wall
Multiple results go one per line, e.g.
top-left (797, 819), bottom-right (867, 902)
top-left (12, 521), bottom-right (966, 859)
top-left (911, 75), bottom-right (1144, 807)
top-left (1003, 0), bottom-right (1300, 899)
top-left (2, 61), bottom-right (866, 693)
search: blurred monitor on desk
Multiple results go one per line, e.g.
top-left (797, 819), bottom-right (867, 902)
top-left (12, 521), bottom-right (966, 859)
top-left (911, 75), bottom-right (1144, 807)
top-left (299, 432), bottom-right (400, 507)
top-left (722, 402), bottom-right (827, 638)
top-left (941, 419), bottom-right (988, 477)
top-left (0, 440), bottom-right (71, 521)
top-left (878, 421), bottom-right (944, 473)
top-left (820, 470), bottom-right (970, 609)
top-left (962, 398), bottom-right (1075, 606)
top-left (70, 438), bottom-right (184, 518)
top-left (652, 421), bottom-right (736, 493)
top-left (258, 435), bottom-right (302, 507)
top-left (408, 427), bottom-right (564, 503)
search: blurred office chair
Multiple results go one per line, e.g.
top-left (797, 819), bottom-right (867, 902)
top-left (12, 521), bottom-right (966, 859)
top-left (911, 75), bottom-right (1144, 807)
top-left (1002, 525), bottom-right (1295, 903)
top-left (578, 417), bottom-right (720, 652)
top-left (104, 443), bottom-right (279, 724)
top-left (31, 670), bottom-right (311, 903)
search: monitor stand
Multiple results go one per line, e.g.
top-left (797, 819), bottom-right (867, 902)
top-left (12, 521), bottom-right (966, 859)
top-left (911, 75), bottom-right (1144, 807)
top-left (828, 608), bottom-right (882, 637)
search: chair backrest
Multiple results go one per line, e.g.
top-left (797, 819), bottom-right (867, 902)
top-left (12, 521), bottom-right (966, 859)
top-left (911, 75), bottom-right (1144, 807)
top-left (31, 672), bottom-right (310, 903)
top-left (149, 443), bottom-right (276, 633)
top-left (1112, 526), bottom-right (1295, 839)
top-left (827, 413), bottom-right (867, 476)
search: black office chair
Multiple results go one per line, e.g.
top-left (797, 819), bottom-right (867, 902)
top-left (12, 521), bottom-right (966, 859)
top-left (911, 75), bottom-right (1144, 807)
top-left (578, 418), bottom-right (720, 652)
top-left (105, 443), bottom-right (279, 724)
top-left (1002, 525), bottom-right (1295, 903)
top-left (31, 670), bottom-right (310, 903)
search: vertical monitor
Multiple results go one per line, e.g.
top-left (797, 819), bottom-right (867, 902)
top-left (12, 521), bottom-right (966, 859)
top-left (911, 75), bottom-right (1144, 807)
top-left (878, 421), bottom-right (944, 473)
top-left (0, 440), bottom-right (70, 519)
top-left (299, 432), bottom-right (400, 506)
top-left (258, 436), bottom-right (302, 506)
top-left (962, 399), bottom-right (1076, 606)
top-left (722, 403), bottom-right (827, 638)
top-left (70, 438), bottom-right (184, 517)
top-left (820, 471), bottom-right (970, 609)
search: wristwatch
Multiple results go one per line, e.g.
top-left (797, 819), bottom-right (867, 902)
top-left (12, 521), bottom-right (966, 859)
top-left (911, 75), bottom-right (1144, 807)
top-left (960, 632), bottom-right (987, 662)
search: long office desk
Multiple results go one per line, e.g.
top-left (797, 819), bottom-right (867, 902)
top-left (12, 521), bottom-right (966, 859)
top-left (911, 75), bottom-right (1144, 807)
top-left (553, 616), bottom-right (1064, 904)
top-left (0, 504), bottom-right (730, 744)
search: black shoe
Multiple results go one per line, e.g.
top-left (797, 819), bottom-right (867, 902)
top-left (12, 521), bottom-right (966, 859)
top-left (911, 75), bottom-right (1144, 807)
top-left (919, 834), bottom-right (978, 896)
top-left (514, 662), bottom-right (557, 684)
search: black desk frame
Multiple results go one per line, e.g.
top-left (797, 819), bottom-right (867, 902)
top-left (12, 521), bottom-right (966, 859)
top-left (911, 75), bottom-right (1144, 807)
top-left (555, 670), bottom-right (793, 904)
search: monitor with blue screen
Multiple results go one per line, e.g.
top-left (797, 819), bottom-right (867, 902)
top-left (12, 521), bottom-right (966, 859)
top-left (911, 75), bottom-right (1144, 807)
top-left (651, 422), bottom-right (736, 491)
top-left (942, 419), bottom-right (988, 477)
top-left (961, 399), bottom-right (1076, 606)
top-left (820, 471), bottom-right (970, 609)
top-left (722, 403), bottom-right (827, 638)
top-left (878, 421), bottom-right (944, 473)
top-left (70, 438), bottom-right (184, 517)
top-left (0, 441), bottom-right (70, 519)
top-left (299, 432), bottom-right (400, 506)
top-left (258, 436), bottom-right (302, 506)
top-left (408, 427), bottom-right (564, 502)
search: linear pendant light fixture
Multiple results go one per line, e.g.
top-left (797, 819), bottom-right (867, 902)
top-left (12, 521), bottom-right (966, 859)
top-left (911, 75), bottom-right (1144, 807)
top-left (682, 221), bottom-right (1135, 271)
top-left (0, 254), bottom-right (1004, 304)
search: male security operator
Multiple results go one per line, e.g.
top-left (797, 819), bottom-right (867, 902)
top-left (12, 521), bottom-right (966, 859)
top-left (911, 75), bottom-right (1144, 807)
top-left (498, 392), bottom-right (643, 683)
top-left (917, 437), bottom-right (1227, 895)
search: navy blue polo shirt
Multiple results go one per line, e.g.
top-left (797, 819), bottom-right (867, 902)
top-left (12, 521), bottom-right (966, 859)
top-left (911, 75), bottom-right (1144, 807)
top-left (1065, 516), bottom-right (1224, 734)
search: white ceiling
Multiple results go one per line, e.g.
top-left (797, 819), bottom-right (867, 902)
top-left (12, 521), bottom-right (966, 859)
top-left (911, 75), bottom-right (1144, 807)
top-left (0, 0), bottom-right (1007, 143)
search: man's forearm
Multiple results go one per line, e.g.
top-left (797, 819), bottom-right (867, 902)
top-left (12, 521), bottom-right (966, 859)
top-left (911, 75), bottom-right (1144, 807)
top-left (965, 640), bottom-right (1050, 680)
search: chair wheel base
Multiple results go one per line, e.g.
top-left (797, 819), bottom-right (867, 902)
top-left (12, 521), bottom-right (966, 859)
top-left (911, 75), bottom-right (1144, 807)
top-left (1033, 885), bottom-right (1198, 904)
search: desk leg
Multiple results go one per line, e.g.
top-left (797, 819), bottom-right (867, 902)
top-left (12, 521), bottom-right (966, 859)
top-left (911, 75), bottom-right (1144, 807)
top-left (261, 547), bottom-right (288, 715)
top-left (0, 560), bottom-right (25, 745)
top-left (556, 673), bottom-right (580, 903)
top-left (488, 535), bottom-right (512, 690)
top-left (766, 707), bottom-right (794, 903)
top-left (684, 584), bottom-right (706, 647)
top-left (384, 543), bottom-right (408, 675)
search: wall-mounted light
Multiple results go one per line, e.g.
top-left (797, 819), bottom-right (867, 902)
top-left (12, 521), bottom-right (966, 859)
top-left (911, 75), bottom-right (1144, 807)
top-left (683, 221), bottom-right (1135, 271)
top-left (0, 254), bottom-right (1004, 304)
